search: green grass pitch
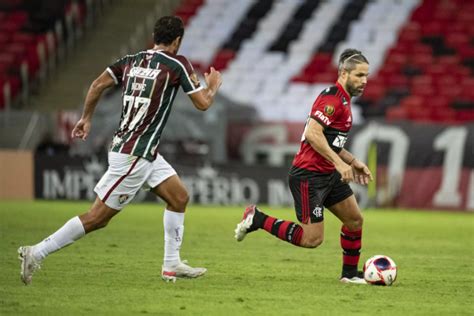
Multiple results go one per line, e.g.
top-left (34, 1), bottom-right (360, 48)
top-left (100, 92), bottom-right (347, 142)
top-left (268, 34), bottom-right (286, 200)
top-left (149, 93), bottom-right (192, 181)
top-left (1, 201), bottom-right (473, 315)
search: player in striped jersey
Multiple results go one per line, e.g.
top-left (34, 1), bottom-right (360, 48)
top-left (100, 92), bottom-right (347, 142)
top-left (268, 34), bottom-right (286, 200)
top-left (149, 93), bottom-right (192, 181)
top-left (18, 16), bottom-right (222, 284)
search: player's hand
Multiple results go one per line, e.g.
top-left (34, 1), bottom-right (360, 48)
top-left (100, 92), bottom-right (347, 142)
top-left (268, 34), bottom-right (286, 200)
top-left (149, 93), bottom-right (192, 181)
top-left (71, 118), bottom-right (91, 140)
top-left (351, 159), bottom-right (373, 185)
top-left (336, 162), bottom-right (354, 183)
top-left (204, 67), bottom-right (222, 91)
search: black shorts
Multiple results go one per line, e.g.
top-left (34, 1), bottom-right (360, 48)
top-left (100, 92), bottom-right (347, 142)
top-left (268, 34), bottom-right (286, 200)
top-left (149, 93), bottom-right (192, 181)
top-left (288, 166), bottom-right (353, 224)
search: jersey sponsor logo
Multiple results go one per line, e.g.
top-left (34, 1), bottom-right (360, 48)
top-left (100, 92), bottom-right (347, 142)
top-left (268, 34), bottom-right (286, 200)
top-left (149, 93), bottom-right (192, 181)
top-left (324, 104), bottom-right (335, 116)
top-left (342, 97), bottom-right (348, 106)
top-left (131, 82), bottom-right (146, 92)
top-left (128, 67), bottom-right (161, 79)
top-left (332, 135), bottom-right (348, 148)
top-left (314, 110), bottom-right (331, 125)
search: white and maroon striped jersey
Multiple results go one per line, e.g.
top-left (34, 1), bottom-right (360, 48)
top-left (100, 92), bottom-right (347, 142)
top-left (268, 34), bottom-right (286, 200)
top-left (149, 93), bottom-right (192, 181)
top-left (106, 49), bottom-right (202, 161)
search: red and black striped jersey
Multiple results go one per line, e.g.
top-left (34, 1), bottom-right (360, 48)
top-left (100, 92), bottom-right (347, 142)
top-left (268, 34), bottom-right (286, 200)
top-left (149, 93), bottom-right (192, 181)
top-left (292, 82), bottom-right (352, 173)
top-left (106, 49), bottom-right (202, 161)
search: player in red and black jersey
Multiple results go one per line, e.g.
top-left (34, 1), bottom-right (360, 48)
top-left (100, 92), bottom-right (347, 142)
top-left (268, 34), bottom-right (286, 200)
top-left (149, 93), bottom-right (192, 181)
top-left (235, 49), bottom-right (372, 284)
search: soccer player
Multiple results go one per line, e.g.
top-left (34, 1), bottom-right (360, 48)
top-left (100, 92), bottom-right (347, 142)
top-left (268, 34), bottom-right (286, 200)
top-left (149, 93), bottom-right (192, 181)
top-left (235, 49), bottom-right (372, 284)
top-left (18, 16), bottom-right (222, 284)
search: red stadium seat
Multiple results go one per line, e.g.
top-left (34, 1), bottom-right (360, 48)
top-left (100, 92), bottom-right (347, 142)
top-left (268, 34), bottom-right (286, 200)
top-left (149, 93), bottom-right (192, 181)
top-left (0, 33), bottom-right (9, 45)
top-left (428, 96), bottom-right (450, 108)
top-left (7, 11), bottom-right (28, 25)
top-left (456, 110), bottom-right (474, 122)
top-left (211, 49), bottom-right (236, 71)
top-left (433, 76), bottom-right (457, 90)
top-left (362, 82), bottom-right (385, 101)
top-left (411, 75), bottom-right (432, 88)
top-left (445, 33), bottom-right (469, 50)
top-left (410, 53), bottom-right (434, 71)
top-left (10, 33), bottom-right (38, 46)
top-left (420, 21), bottom-right (443, 36)
top-left (411, 44), bottom-right (432, 55)
top-left (411, 84), bottom-right (434, 98)
top-left (314, 72), bottom-right (337, 83)
top-left (400, 95), bottom-right (423, 107)
top-left (406, 105), bottom-right (431, 122)
top-left (386, 74), bottom-right (409, 89)
top-left (385, 52), bottom-right (408, 70)
top-left (386, 106), bottom-right (408, 121)
top-left (458, 46), bottom-right (474, 59)
top-left (0, 20), bottom-right (23, 32)
top-left (438, 85), bottom-right (462, 99)
top-left (430, 107), bottom-right (457, 122)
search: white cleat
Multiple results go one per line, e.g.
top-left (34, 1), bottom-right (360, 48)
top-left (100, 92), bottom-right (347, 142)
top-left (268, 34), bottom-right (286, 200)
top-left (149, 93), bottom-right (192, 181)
top-left (340, 276), bottom-right (367, 285)
top-left (234, 205), bottom-right (256, 242)
top-left (18, 246), bottom-right (42, 285)
top-left (161, 261), bottom-right (207, 283)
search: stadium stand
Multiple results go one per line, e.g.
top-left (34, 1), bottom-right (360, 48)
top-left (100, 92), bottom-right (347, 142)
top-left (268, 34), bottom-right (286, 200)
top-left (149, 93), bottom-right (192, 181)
top-left (0, 0), bottom-right (179, 151)
top-left (1, 0), bottom-right (473, 155)
top-left (0, 0), bottom-right (88, 110)
top-left (175, 0), bottom-right (473, 124)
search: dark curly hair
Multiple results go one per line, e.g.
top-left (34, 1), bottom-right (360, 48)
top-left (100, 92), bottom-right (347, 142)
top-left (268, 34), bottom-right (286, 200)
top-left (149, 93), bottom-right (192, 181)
top-left (338, 48), bottom-right (369, 75)
top-left (153, 16), bottom-right (184, 45)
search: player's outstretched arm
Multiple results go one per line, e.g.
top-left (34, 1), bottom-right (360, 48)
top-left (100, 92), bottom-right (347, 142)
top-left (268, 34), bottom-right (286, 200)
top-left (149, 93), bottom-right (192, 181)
top-left (188, 67), bottom-right (222, 111)
top-left (71, 70), bottom-right (115, 140)
top-left (339, 149), bottom-right (373, 185)
top-left (305, 119), bottom-right (353, 183)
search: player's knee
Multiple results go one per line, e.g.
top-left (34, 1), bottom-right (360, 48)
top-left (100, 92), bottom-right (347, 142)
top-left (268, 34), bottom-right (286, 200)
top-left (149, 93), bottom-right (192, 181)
top-left (302, 234), bottom-right (324, 248)
top-left (171, 191), bottom-right (189, 210)
top-left (345, 215), bottom-right (363, 231)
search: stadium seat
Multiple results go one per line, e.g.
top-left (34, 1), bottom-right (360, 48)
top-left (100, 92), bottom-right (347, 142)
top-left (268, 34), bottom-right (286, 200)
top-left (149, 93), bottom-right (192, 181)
top-left (0, 0), bottom-right (96, 109)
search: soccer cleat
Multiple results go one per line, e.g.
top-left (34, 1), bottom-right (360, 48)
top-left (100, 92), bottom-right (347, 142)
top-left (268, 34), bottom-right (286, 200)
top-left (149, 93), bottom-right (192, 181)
top-left (161, 261), bottom-right (207, 283)
top-left (18, 246), bottom-right (42, 285)
top-left (340, 271), bottom-right (367, 284)
top-left (234, 205), bottom-right (257, 242)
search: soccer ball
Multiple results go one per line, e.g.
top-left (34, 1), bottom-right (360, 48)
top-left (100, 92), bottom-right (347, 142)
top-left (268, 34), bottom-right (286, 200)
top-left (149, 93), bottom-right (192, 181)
top-left (363, 255), bottom-right (397, 286)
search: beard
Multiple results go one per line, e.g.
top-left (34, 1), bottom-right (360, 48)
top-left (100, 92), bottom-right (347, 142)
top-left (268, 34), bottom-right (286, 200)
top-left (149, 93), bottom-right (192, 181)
top-left (346, 81), bottom-right (365, 97)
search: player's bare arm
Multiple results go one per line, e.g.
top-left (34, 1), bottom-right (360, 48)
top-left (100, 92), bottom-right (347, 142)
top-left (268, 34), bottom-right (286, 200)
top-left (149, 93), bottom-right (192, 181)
top-left (71, 71), bottom-right (115, 140)
top-left (304, 119), bottom-right (354, 183)
top-left (189, 67), bottom-right (222, 111)
top-left (339, 148), bottom-right (373, 185)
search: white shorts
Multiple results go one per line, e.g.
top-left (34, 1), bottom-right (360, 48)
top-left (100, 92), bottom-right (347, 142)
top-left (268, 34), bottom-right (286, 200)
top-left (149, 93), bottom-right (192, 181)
top-left (94, 152), bottom-right (177, 210)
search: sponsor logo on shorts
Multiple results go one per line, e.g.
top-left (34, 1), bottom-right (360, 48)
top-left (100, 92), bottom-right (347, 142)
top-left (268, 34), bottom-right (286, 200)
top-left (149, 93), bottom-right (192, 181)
top-left (118, 194), bottom-right (129, 204)
top-left (313, 206), bottom-right (323, 218)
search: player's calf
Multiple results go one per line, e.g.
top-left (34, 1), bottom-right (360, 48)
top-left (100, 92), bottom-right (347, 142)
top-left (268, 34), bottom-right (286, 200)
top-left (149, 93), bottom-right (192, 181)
top-left (299, 231), bottom-right (324, 248)
top-left (235, 205), bottom-right (304, 246)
